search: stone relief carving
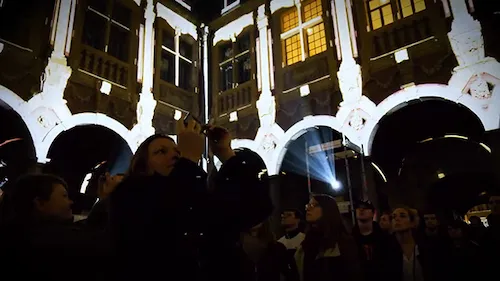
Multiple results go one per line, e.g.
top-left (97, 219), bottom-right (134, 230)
top-left (348, 109), bottom-right (366, 131)
top-left (32, 107), bottom-right (59, 129)
top-left (337, 61), bottom-right (362, 105)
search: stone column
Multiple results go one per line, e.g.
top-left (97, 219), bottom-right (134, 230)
top-left (255, 4), bottom-right (276, 128)
top-left (133, 0), bottom-right (157, 140)
top-left (333, 0), bottom-right (362, 105)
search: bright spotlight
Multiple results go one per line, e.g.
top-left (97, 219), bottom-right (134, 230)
top-left (437, 172), bottom-right (445, 179)
top-left (331, 180), bottom-right (342, 190)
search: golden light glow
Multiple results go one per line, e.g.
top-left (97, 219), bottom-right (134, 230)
top-left (303, 0), bottom-right (322, 22)
top-left (438, 172), bottom-right (445, 179)
top-left (284, 34), bottom-right (302, 65)
top-left (307, 23), bottom-right (327, 57)
top-left (282, 9), bottom-right (298, 33)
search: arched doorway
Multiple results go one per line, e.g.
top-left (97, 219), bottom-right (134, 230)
top-left (370, 98), bottom-right (493, 213)
top-left (44, 125), bottom-right (133, 214)
top-left (0, 100), bottom-right (36, 191)
top-left (279, 126), bottom-right (363, 225)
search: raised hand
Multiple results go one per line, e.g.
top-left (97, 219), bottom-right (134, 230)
top-left (176, 116), bottom-right (204, 164)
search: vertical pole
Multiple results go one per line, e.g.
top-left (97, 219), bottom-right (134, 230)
top-left (306, 141), bottom-right (311, 194)
top-left (343, 134), bottom-right (355, 224)
top-left (360, 145), bottom-right (368, 201)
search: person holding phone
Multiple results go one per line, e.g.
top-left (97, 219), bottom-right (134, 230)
top-left (108, 116), bottom-right (207, 281)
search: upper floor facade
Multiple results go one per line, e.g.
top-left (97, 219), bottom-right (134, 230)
top-left (1, 0), bottom-right (499, 171)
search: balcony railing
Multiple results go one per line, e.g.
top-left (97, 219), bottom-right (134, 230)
top-left (217, 80), bottom-right (256, 117)
top-left (157, 80), bottom-right (197, 113)
top-left (358, 4), bottom-right (446, 60)
top-left (79, 44), bottom-right (129, 88)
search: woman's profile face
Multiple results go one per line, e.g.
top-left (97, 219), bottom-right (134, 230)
top-left (147, 138), bottom-right (180, 176)
top-left (305, 198), bottom-right (323, 223)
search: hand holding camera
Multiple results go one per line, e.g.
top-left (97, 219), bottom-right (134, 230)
top-left (176, 114), bottom-right (205, 164)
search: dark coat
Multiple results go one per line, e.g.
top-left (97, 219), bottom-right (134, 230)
top-left (203, 149), bottom-right (274, 281)
top-left (109, 158), bottom-right (207, 281)
top-left (0, 219), bottom-right (112, 281)
top-left (352, 222), bottom-right (402, 281)
top-left (241, 241), bottom-right (300, 281)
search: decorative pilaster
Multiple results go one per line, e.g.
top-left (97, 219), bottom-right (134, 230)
top-left (448, 0), bottom-right (500, 125)
top-left (255, 5), bottom-right (276, 128)
top-left (333, 0), bottom-right (362, 105)
top-left (132, 0), bottom-right (157, 141)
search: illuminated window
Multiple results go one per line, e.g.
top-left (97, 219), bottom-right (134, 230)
top-left (82, 0), bottom-right (132, 62)
top-left (281, 0), bottom-right (327, 66)
top-left (399, 0), bottom-right (426, 18)
top-left (160, 30), bottom-right (194, 92)
top-left (366, 0), bottom-right (426, 31)
top-left (218, 32), bottom-right (252, 92)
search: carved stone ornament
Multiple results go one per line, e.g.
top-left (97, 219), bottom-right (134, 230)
top-left (337, 61), bottom-right (362, 104)
top-left (348, 109), bottom-right (366, 131)
top-left (469, 76), bottom-right (491, 99)
top-left (32, 107), bottom-right (59, 129)
top-left (256, 96), bottom-right (277, 128)
top-left (136, 93), bottom-right (157, 129)
top-left (261, 133), bottom-right (278, 153)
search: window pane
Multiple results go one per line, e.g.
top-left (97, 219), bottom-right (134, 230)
top-left (382, 5), bottom-right (394, 25)
top-left (236, 53), bottom-right (251, 84)
top-left (220, 43), bottom-right (233, 62)
top-left (220, 62), bottom-right (233, 91)
top-left (88, 0), bottom-right (107, 14)
top-left (108, 24), bottom-right (129, 61)
top-left (179, 59), bottom-right (192, 91)
top-left (179, 38), bottom-right (193, 60)
top-left (401, 0), bottom-right (413, 18)
top-left (238, 33), bottom-right (251, 53)
top-left (282, 8), bottom-right (299, 32)
top-left (82, 10), bottom-right (107, 51)
top-left (284, 33), bottom-right (302, 66)
top-left (414, 0), bottom-right (426, 13)
top-left (306, 23), bottom-right (326, 57)
top-left (160, 50), bottom-right (175, 84)
top-left (112, 1), bottom-right (131, 27)
top-left (162, 31), bottom-right (175, 51)
top-left (302, 0), bottom-right (322, 22)
top-left (226, 0), bottom-right (237, 6)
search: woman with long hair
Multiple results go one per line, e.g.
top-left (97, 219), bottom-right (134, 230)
top-left (295, 194), bottom-right (362, 281)
top-left (109, 119), bottom-right (207, 280)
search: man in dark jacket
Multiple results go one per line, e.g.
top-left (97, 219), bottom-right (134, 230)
top-left (352, 201), bottom-right (402, 281)
top-left (203, 126), bottom-right (274, 281)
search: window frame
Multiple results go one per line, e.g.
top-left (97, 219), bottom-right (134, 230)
top-left (221, 0), bottom-right (240, 14)
top-left (158, 25), bottom-right (197, 93)
top-left (280, 0), bottom-right (327, 67)
top-left (365, 0), bottom-right (427, 31)
top-left (174, 0), bottom-right (192, 10)
top-left (217, 31), bottom-right (254, 93)
top-left (81, 0), bottom-right (134, 62)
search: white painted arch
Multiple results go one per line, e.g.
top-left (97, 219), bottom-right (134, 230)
top-left (38, 113), bottom-right (136, 163)
top-left (0, 85), bottom-right (27, 113)
top-left (362, 83), bottom-right (498, 156)
top-left (268, 115), bottom-right (359, 176)
top-left (0, 85), bottom-right (38, 150)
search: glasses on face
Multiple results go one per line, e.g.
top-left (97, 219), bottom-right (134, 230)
top-left (305, 203), bottom-right (319, 210)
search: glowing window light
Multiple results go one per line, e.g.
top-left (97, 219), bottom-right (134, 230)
top-left (437, 172), bottom-right (445, 179)
top-left (371, 162), bottom-right (387, 182)
top-left (479, 143), bottom-right (492, 153)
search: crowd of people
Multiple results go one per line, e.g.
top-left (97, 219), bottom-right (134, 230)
top-left (0, 118), bottom-right (498, 281)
